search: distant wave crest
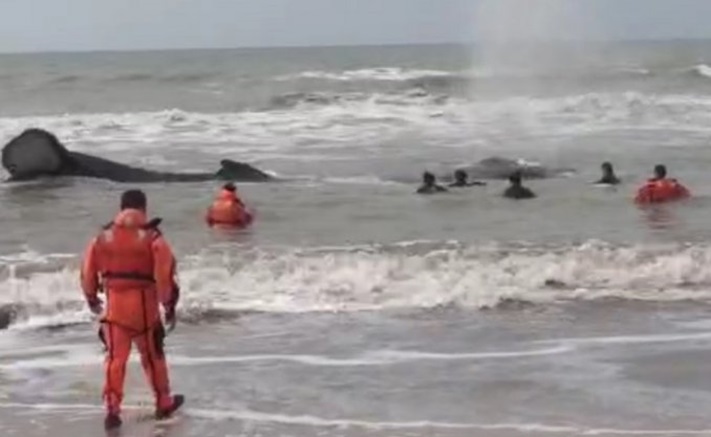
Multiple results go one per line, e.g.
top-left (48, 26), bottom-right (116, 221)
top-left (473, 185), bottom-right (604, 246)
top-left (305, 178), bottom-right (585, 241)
top-left (691, 64), bottom-right (711, 78)
top-left (275, 67), bottom-right (458, 82)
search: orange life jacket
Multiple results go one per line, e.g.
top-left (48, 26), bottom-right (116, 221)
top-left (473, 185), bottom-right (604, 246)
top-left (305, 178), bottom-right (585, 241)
top-left (206, 189), bottom-right (252, 228)
top-left (95, 217), bottom-right (160, 291)
top-left (635, 178), bottom-right (690, 204)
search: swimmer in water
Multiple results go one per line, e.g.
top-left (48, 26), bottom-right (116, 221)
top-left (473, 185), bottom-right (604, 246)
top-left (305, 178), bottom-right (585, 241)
top-left (503, 171), bottom-right (536, 199)
top-left (205, 182), bottom-right (253, 229)
top-left (595, 162), bottom-right (620, 185)
top-left (635, 164), bottom-right (690, 203)
top-left (417, 172), bottom-right (448, 194)
top-left (448, 170), bottom-right (486, 187)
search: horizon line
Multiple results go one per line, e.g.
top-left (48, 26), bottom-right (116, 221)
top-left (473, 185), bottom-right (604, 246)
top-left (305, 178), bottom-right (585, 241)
top-left (1, 37), bottom-right (711, 56)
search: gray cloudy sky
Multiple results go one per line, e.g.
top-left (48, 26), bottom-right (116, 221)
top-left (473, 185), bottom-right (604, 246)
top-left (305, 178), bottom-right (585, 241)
top-left (0, 0), bottom-right (710, 53)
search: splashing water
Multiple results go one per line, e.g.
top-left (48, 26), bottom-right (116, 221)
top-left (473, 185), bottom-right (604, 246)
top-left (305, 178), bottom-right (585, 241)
top-left (473, 0), bottom-right (599, 71)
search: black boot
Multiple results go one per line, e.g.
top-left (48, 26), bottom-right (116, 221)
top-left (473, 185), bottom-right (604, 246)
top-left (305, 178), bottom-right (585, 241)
top-left (104, 413), bottom-right (122, 431)
top-left (155, 394), bottom-right (185, 420)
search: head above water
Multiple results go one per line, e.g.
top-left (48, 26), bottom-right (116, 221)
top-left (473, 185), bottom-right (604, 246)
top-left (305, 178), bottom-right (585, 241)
top-left (508, 171), bottom-right (522, 186)
top-left (454, 169), bottom-right (467, 184)
top-left (602, 162), bottom-right (614, 174)
top-left (1, 128), bottom-right (69, 180)
top-left (654, 164), bottom-right (667, 179)
top-left (423, 172), bottom-right (435, 185)
top-left (120, 189), bottom-right (147, 211)
top-left (223, 182), bottom-right (237, 192)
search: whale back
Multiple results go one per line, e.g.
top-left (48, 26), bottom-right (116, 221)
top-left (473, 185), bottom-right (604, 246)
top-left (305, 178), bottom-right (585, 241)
top-left (218, 159), bottom-right (273, 182)
top-left (2, 128), bottom-right (69, 180)
top-left (459, 156), bottom-right (550, 180)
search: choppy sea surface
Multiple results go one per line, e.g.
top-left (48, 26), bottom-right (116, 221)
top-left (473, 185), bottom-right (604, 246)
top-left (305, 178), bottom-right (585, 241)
top-left (3, 42), bottom-right (711, 436)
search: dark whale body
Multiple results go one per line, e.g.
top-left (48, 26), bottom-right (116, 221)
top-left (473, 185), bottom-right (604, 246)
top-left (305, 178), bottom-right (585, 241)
top-left (458, 156), bottom-right (574, 180)
top-left (2, 128), bottom-right (273, 183)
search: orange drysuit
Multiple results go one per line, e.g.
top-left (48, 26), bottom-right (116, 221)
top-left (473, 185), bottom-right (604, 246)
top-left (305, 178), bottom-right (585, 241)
top-left (81, 208), bottom-right (180, 416)
top-left (635, 178), bottom-right (690, 204)
top-left (205, 188), bottom-right (253, 228)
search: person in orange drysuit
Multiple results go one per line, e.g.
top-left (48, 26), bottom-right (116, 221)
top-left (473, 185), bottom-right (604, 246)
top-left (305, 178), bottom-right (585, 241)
top-left (635, 164), bottom-right (690, 204)
top-left (81, 189), bottom-right (184, 431)
top-left (205, 182), bottom-right (253, 228)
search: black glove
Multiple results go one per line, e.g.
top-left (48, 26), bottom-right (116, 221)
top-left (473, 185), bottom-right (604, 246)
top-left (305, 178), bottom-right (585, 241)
top-left (86, 296), bottom-right (103, 315)
top-left (164, 305), bottom-right (176, 333)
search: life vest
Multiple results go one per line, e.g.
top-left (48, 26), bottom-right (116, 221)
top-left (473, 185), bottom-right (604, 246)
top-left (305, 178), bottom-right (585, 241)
top-left (95, 217), bottom-right (161, 291)
top-left (635, 178), bottom-right (690, 204)
top-left (206, 189), bottom-right (253, 228)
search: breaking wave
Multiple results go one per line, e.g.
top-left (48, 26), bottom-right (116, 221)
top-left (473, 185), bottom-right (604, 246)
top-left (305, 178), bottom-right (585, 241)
top-left (274, 67), bottom-right (459, 82)
top-left (267, 88), bottom-right (448, 109)
top-left (270, 64), bottom-right (711, 85)
top-left (15, 63), bottom-right (711, 104)
top-left (2, 90), bottom-right (711, 164)
top-left (691, 64), bottom-right (711, 79)
top-left (3, 240), bottom-right (711, 330)
top-left (272, 66), bottom-right (670, 83)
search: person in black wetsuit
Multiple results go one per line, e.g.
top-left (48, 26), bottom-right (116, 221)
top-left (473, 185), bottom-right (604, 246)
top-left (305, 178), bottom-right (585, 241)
top-left (417, 172), bottom-right (448, 194)
top-left (503, 171), bottom-right (535, 199)
top-left (595, 162), bottom-right (620, 185)
top-left (448, 170), bottom-right (486, 187)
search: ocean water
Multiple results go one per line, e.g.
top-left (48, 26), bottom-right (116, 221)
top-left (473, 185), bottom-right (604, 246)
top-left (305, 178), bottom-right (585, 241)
top-left (3, 42), bottom-right (711, 435)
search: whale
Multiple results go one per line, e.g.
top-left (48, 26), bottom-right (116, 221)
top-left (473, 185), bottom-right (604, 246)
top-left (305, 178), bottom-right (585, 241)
top-left (457, 156), bottom-right (575, 180)
top-left (393, 157), bottom-right (575, 184)
top-left (2, 128), bottom-right (274, 183)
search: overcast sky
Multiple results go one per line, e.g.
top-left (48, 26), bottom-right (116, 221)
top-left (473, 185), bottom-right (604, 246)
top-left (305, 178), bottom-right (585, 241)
top-left (1, 0), bottom-right (710, 53)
